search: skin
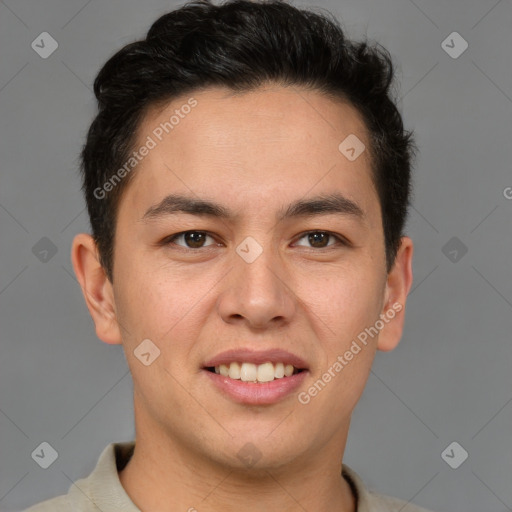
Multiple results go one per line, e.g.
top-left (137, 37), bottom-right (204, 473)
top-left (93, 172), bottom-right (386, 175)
top-left (72, 84), bottom-right (413, 512)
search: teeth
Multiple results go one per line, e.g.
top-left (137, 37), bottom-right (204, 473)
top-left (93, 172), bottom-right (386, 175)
top-left (228, 362), bottom-right (241, 379)
top-left (215, 362), bottom-right (301, 382)
top-left (240, 362), bottom-right (257, 382)
top-left (257, 362), bottom-right (275, 382)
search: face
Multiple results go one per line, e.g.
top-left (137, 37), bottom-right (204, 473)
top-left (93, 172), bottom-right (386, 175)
top-left (76, 84), bottom-right (412, 471)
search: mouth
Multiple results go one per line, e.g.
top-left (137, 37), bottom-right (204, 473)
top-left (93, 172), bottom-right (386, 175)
top-left (204, 362), bottom-right (305, 383)
top-left (202, 349), bottom-right (309, 404)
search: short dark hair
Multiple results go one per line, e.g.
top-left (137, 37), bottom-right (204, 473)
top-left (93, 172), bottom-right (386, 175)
top-left (81, 0), bottom-right (416, 282)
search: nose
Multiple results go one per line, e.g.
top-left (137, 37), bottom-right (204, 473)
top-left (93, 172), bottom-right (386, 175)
top-left (216, 241), bottom-right (297, 330)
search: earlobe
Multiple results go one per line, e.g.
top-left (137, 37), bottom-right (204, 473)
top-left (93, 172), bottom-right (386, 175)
top-left (376, 236), bottom-right (414, 352)
top-left (71, 233), bottom-right (123, 345)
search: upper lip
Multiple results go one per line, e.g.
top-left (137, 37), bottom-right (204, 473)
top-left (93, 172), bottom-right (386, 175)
top-left (203, 348), bottom-right (309, 370)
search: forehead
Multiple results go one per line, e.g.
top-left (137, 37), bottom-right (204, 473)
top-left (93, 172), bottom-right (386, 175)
top-left (119, 85), bottom-right (380, 230)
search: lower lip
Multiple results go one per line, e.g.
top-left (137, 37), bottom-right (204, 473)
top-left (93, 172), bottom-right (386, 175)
top-left (203, 369), bottom-right (308, 405)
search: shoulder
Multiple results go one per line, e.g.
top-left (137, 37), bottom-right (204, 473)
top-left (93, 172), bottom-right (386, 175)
top-left (22, 441), bottom-right (137, 512)
top-left (365, 491), bottom-right (435, 512)
top-left (342, 464), bottom-right (436, 512)
top-left (22, 494), bottom-right (73, 512)
top-left (21, 471), bottom-right (96, 512)
top-left (21, 478), bottom-right (93, 512)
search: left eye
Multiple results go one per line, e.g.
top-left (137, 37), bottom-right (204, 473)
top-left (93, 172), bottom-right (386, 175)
top-left (294, 231), bottom-right (345, 249)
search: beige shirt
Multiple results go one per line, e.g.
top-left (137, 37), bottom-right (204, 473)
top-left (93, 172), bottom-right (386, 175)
top-left (23, 441), bottom-right (434, 512)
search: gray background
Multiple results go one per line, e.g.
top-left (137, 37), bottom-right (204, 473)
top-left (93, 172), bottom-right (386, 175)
top-left (1, 0), bottom-right (511, 511)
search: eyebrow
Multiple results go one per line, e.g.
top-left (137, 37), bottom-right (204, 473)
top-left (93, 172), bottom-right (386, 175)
top-left (141, 192), bottom-right (365, 223)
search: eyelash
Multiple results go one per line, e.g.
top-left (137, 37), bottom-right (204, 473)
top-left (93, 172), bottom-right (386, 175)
top-left (162, 230), bottom-right (349, 251)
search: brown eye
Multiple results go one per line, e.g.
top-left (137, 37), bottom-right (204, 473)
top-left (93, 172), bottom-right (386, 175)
top-left (166, 231), bottom-right (216, 249)
top-left (308, 232), bottom-right (329, 248)
top-left (294, 231), bottom-right (346, 249)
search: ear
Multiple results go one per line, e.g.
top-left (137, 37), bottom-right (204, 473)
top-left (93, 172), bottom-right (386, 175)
top-left (71, 233), bottom-right (122, 345)
top-left (376, 236), bottom-right (414, 352)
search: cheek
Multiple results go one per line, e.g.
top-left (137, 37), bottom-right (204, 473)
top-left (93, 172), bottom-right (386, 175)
top-left (303, 268), bottom-right (384, 343)
top-left (316, 271), bottom-right (383, 403)
top-left (113, 254), bottom-right (217, 348)
top-left (302, 280), bottom-right (380, 416)
top-left (113, 262), bottom-right (207, 402)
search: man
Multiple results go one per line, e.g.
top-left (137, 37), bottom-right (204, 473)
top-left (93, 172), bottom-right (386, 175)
top-left (25, 0), bottom-right (434, 510)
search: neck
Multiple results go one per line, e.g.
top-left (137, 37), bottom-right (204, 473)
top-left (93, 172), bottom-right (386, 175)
top-left (119, 423), bottom-right (356, 512)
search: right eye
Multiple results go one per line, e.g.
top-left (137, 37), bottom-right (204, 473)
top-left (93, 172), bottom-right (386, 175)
top-left (163, 230), bottom-right (220, 249)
